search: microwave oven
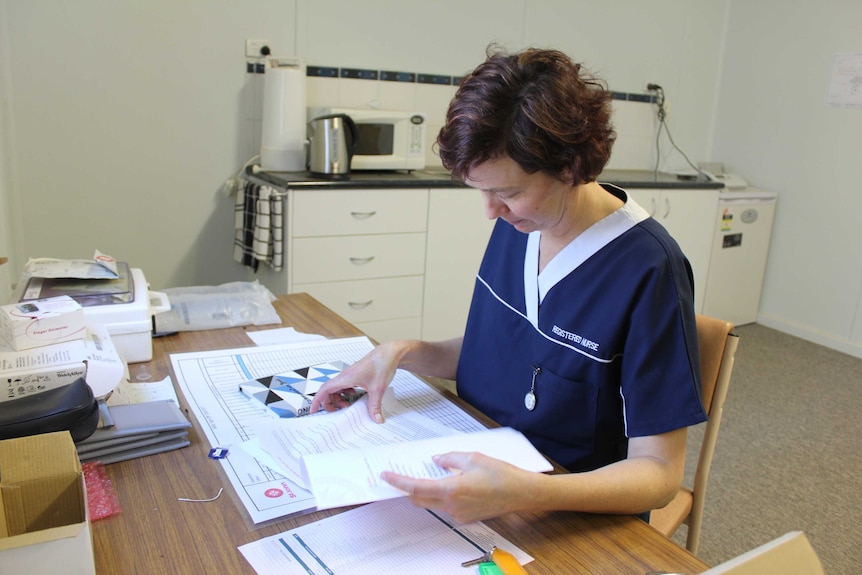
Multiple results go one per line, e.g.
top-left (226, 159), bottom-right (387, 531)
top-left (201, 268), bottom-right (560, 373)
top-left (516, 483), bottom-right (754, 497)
top-left (309, 107), bottom-right (427, 171)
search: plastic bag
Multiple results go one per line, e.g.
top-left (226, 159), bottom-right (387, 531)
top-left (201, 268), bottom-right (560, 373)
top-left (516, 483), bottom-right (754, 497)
top-left (154, 281), bottom-right (281, 332)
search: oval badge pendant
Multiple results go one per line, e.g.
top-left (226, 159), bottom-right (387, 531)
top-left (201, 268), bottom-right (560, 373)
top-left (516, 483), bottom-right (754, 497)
top-left (524, 391), bottom-right (537, 411)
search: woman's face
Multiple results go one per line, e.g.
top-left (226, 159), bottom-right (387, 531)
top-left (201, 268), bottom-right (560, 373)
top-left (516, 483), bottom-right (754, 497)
top-left (465, 156), bottom-right (574, 235)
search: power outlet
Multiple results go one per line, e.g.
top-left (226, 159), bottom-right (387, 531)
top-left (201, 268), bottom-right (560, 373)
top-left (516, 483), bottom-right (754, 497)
top-left (245, 39), bottom-right (271, 58)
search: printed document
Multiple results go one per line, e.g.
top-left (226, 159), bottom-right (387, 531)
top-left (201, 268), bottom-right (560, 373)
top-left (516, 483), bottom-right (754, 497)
top-left (255, 394), bottom-right (552, 510)
top-left (238, 497), bottom-right (533, 575)
top-left (170, 336), bottom-right (486, 523)
top-left (253, 388), bottom-right (461, 489)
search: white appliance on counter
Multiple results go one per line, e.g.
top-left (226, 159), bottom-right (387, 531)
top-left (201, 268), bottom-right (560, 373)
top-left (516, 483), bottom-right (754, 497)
top-left (702, 188), bottom-right (777, 326)
top-left (261, 58), bottom-right (306, 172)
top-left (13, 265), bottom-right (170, 363)
top-left (308, 107), bottom-right (426, 171)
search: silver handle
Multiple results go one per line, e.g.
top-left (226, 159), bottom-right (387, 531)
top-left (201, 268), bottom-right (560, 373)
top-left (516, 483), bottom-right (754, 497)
top-left (350, 211), bottom-right (377, 219)
top-left (348, 300), bottom-right (373, 310)
top-left (663, 197), bottom-right (671, 219)
top-left (349, 256), bottom-right (375, 265)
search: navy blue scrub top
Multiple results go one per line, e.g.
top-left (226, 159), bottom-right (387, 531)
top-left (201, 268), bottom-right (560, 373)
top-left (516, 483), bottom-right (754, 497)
top-left (456, 184), bottom-right (707, 473)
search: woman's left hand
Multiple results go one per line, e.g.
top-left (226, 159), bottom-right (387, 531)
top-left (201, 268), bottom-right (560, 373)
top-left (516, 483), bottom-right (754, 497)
top-left (380, 451), bottom-right (535, 524)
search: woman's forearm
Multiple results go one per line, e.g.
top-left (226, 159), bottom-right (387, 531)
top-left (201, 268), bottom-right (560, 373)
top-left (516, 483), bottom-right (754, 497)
top-left (389, 337), bottom-right (464, 380)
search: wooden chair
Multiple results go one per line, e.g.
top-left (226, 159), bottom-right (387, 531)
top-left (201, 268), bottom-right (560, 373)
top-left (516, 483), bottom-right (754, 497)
top-left (649, 314), bottom-right (739, 555)
top-left (699, 531), bottom-right (824, 574)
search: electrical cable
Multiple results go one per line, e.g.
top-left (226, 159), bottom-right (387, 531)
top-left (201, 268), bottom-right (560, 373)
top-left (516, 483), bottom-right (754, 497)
top-left (224, 154), bottom-right (260, 196)
top-left (647, 84), bottom-right (702, 177)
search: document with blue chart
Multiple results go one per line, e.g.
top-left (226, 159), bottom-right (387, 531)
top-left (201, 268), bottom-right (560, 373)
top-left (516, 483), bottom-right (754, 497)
top-left (170, 336), bottom-right (486, 524)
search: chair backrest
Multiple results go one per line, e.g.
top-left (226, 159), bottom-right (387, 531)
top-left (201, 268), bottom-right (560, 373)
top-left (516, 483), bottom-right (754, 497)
top-left (699, 531), bottom-right (824, 575)
top-left (649, 315), bottom-right (738, 552)
top-left (696, 314), bottom-right (736, 416)
top-left (685, 314), bottom-right (738, 553)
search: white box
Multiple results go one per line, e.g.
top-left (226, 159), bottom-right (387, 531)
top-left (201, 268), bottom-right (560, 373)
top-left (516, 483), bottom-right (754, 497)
top-left (1, 355), bottom-right (88, 403)
top-left (82, 268), bottom-right (155, 363)
top-left (0, 432), bottom-right (95, 575)
top-left (0, 296), bottom-right (85, 351)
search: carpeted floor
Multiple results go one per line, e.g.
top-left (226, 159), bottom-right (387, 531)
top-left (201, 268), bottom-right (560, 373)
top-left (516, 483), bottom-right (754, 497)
top-left (671, 323), bottom-right (862, 574)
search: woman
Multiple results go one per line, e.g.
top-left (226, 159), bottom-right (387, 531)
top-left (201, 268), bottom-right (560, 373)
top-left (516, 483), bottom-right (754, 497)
top-left (310, 47), bottom-right (706, 524)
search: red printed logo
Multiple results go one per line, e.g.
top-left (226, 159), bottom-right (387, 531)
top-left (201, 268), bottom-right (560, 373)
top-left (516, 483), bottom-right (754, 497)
top-left (264, 488), bottom-right (284, 498)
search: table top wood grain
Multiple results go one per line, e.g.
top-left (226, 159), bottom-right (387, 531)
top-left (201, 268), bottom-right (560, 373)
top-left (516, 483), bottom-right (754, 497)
top-left (92, 292), bottom-right (709, 575)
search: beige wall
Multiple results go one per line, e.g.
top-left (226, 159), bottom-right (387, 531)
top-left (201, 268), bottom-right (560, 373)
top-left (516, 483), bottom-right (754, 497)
top-left (713, 0), bottom-right (862, 357)
top-left (0, 1), bottom-right (14, 305)
top-left (17, 1), bottom-right (862, 357)
top-left (0, 0), bottom-right (728, 294)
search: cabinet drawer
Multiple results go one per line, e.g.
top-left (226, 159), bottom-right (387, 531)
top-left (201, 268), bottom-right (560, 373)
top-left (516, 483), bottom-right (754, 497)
top-left (298, 276), bottom-right (423, 324)
top-left (292, 233), bottom-right (426, 283)
top-left (291, 189), bottom-right (429, 237)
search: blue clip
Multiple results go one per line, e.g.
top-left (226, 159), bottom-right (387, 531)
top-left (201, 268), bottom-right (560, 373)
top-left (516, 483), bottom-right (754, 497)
top-left (208, 447), bottom-right (228, 460)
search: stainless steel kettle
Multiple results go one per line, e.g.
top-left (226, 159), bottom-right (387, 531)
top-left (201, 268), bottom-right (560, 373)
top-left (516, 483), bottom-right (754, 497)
top-left (307, 113), bottom-right (358, 178)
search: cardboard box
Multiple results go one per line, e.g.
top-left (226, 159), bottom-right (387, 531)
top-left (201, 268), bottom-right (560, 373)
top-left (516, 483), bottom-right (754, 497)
top-left (0, 296), bottom-right (85, 351)
top-left (0, 432), bottom-right (95, 575)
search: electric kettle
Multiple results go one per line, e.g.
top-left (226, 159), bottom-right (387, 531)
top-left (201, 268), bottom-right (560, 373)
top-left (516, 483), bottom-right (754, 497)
top-left (307, 113), bottom-right (358, 178)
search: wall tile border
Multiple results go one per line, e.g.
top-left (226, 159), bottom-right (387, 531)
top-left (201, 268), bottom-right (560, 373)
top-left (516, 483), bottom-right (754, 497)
top-left (304, 66), bottom-right (655, 102)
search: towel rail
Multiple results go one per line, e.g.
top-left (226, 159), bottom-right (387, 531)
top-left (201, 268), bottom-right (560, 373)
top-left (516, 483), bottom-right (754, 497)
top-left (241, 174), bottom-right (287, 197)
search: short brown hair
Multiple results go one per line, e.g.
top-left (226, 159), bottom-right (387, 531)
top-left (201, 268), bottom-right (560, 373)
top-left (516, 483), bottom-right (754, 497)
top-left (437, 47), bottom-right (616, 186)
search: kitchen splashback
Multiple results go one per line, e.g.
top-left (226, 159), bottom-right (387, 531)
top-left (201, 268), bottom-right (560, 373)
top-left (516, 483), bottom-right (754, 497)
top-left (242, 62), bottom-right (661, 172)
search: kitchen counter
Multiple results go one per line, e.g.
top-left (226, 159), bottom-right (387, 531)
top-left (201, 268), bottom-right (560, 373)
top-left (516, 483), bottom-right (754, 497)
top-left (250, 167), bottom-right (724, 190)
top-left (598, 169), bottom-right (723, 189)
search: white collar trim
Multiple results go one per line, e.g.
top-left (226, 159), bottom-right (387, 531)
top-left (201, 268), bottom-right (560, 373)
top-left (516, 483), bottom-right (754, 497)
top-left (524, 187), bottom-right (650, 325)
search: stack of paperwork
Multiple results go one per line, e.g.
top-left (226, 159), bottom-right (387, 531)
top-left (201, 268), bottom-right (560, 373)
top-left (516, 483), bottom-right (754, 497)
top-left (253, 391), bottom-right (552, 510)
top-left (169, 334), bottom-right (542, 575)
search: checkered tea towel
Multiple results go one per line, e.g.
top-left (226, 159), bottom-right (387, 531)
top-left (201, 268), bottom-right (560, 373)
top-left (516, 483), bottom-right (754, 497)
top-left (233, 180), bottom-right (283, 272)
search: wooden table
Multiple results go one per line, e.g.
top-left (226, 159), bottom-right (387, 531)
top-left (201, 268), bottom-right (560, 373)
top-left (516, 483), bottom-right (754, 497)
top-left (92, 292), bottom-right (709, 575)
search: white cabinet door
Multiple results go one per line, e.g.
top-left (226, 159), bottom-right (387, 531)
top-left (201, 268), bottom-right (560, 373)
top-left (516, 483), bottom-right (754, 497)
top-left (661, 189), bottom-right (719, 313)
top-left (422, 188), bottom-right (495, 341)
top-left (626, 188), bottom-right (719, 313)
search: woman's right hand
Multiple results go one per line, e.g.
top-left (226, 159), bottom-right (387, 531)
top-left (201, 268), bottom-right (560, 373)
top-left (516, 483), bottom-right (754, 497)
top-left (309, 340), bottom-right (408, 423)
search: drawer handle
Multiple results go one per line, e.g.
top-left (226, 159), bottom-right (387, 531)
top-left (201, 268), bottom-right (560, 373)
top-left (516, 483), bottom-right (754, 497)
top-left (350, 210), bottom-right (377, 220)
top-left (349, 256), bottom-right (376, 265)
top-left (348, 300), bottom-right (373, 310)
top-left (663, 197), bottom-right (671, 219)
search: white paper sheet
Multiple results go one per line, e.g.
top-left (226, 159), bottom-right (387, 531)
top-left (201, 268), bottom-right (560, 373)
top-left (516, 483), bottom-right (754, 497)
top-left (107, 376), bottom-right (180, 406)
top-left (825, 52), bottom-right (862, 108)
top-left (169, 336), bottom-right (486, 523)
top-left (247, 327), bottom-right (326, 346)
top-left (238, 497), bottom-right (533, 575)
top-left (302, 427), bottom-right (553, 510)
top-left (252, 388), bottom-right (461, 489)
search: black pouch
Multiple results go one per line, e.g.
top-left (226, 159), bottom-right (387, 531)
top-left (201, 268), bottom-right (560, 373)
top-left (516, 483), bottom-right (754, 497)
top-left (0, 377), bottom-right (99, 442)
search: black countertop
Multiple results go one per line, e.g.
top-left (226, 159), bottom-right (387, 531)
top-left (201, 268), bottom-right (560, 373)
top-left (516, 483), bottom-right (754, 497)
top-left (250, 167), bottom-right (723, 190)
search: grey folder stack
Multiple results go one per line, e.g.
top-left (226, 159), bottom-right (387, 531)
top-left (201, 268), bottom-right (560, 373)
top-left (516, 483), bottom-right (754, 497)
top-left (76, 400), bottom-right (192, 464)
